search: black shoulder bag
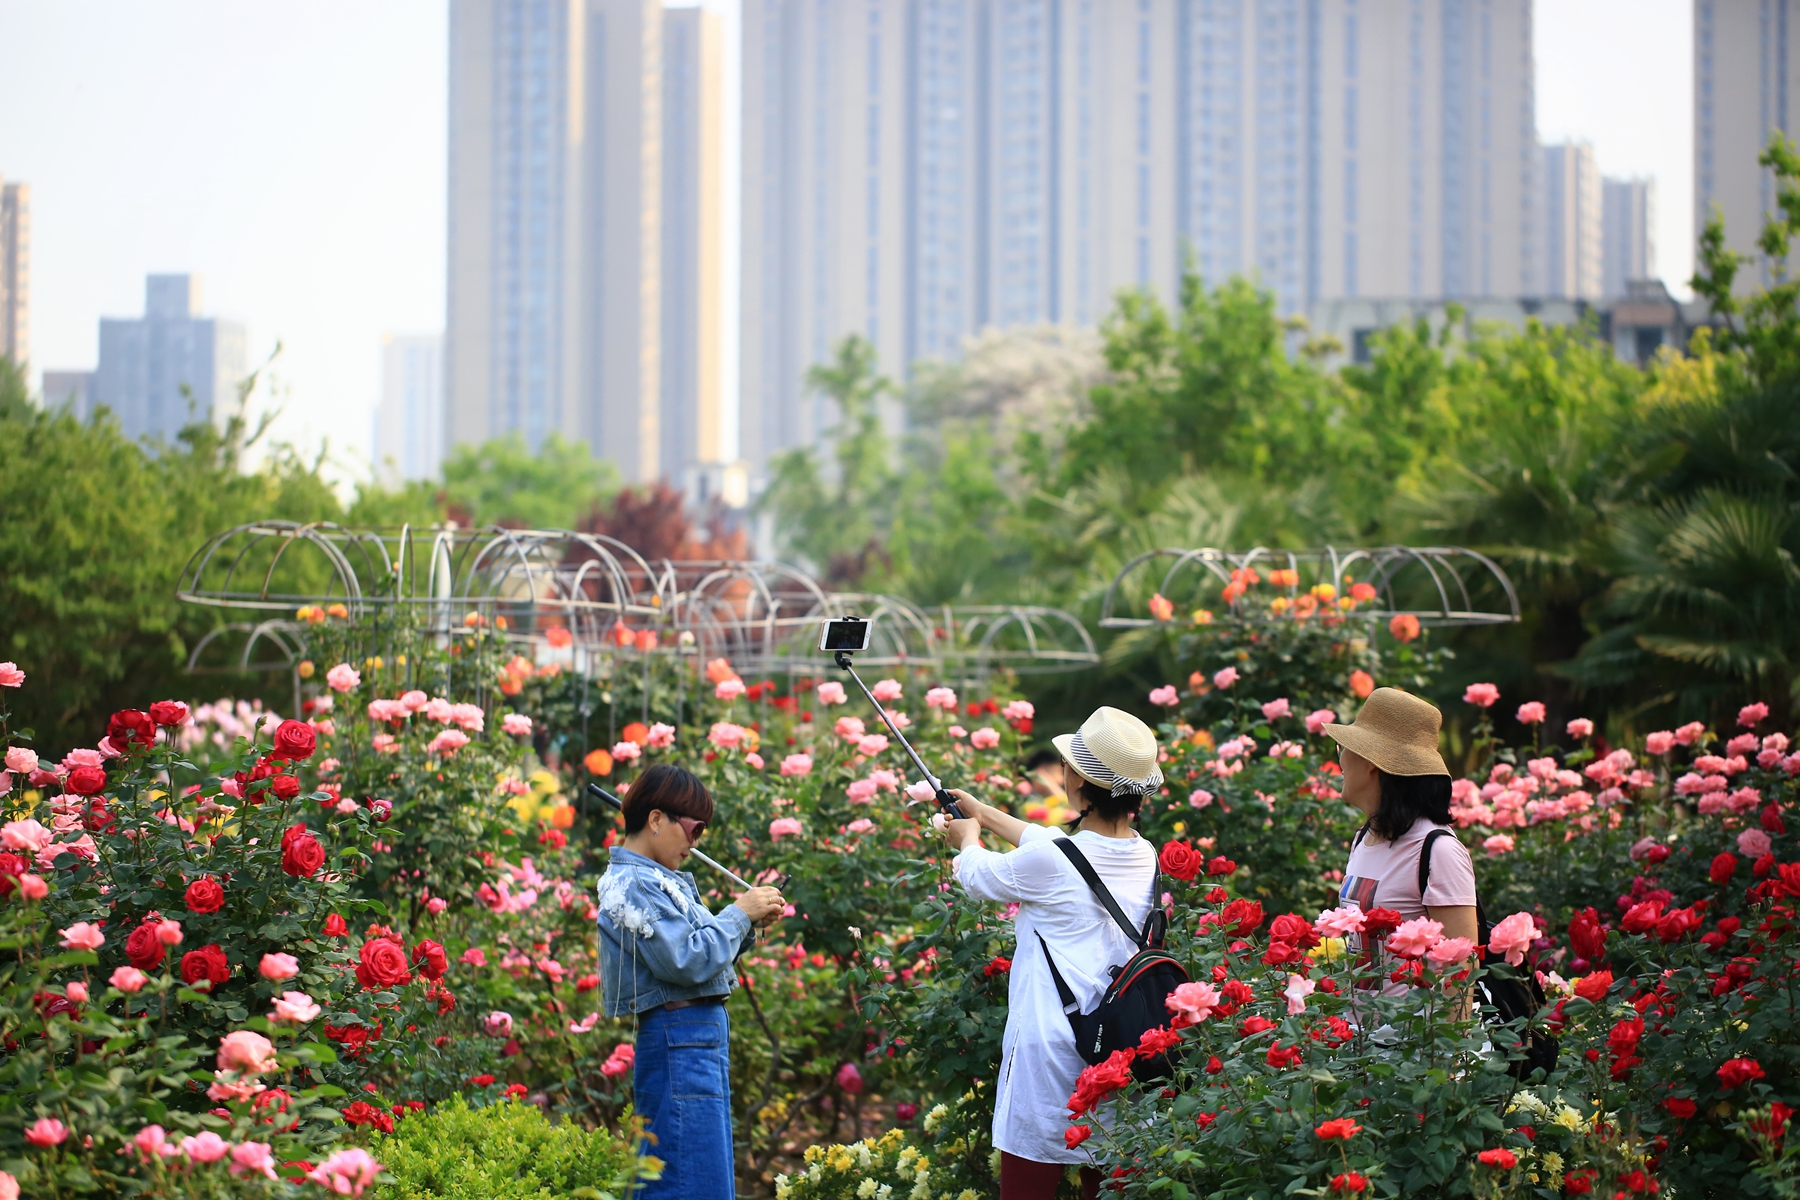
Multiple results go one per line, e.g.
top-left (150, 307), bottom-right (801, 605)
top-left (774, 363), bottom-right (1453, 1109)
top-left (1035, 838), bottom-right (1190, 1082)
top-left (1415, 827), bottom-right (1558, 1080)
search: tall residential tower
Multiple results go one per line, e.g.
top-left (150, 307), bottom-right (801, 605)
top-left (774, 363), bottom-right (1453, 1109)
top-left (0, 179), bottom-right (27, 368)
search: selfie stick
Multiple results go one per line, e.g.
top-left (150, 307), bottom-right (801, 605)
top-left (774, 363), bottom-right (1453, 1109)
top-left (832, 650), bottom-right (966, 820)
top-left (587, 783), bottom-right (756, 890)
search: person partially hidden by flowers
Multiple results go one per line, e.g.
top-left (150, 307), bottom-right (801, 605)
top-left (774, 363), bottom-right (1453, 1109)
top-left (1323, 689), bottom-right (1479, 1016)
top-left (595, 764), bottom-right (784, 1200)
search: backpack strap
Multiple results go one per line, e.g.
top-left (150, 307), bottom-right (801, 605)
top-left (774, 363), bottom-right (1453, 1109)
top-left (1417, 826), bottom-right (1493, 940)
top-left (1351, 824), bottom-right (1370, 853)
top-left (1052, 838), bottom-right (1147, 950)
top-left (1035, 931), bottom-right (1081, 1014)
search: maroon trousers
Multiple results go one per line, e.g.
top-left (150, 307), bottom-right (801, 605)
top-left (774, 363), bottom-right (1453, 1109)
top-left (997, 1151), bottom-right (1101, 1200)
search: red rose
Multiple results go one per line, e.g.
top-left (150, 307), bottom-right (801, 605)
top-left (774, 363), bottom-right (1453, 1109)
top-left (324, 914), bottom-right (349, 938)
top-left (1219, 899), bottom-right (1264, 936)
top-left (1719, 1057), bottom-right (1766, 1088)
top-left (1269, 913), bottom-right (1320, 950)
top-left (1359, 907), bottom-right (1405, 940)
top-left (0, 853), bottom-right (24, 897)
top-left (180, 943), bottom-right (231, 987)
top-left (270, 719), bottom-right (317, 762)
top-left (66, 765), bottom-right (108, 796)
top-left (1158, 840), bottom-right (1203, 881)
top-left (469, 1074), bottom-right (495, 1087)
top-left (1664, 1097), bottom-right (1697, 1119)
top-left (281, 827), bottom-right (325, 878)
top-left (1206, 856), bottom-right (1238, 876)
top-left (1711, 853), bottom-right (1740, 885)
top-left (984, 955), bottom-right (1012, 978)
top-left (1645, 843), bottom-right (1671, 864)
top-left (1568, 907), bottom-right (1608, 961)
top-left (1565, 1170), bottom-right (1597, 1195)
top-left (411, 939), bottom-right (448, 981)
top-left (576, 974), bottom-right (599, 993)
top-left (1621, 900), bottom-right (1664, 934)
top-left (126, 922), bottom-right (167, 970)
top-left (184, 878), bottom-right (225, 914)
top-left (355, 938), bottom-right (413, 991)
top-left (269, 775), bottom-right (301, 800)
top-left (1572, 970), bottom-right (1612, 1002)
top-left (107, 709), bottom-right (156, 750)
top-left (1239, 1015), bottom-right (1276, 1036)
top-left (148, 700), bottom-right (190, 727)
top-left (1764, 804), bottom-right (1787, 835)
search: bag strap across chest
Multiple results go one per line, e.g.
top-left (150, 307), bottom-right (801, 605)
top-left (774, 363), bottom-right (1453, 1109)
top-left (1050, 837), bottom-right (1152, 950)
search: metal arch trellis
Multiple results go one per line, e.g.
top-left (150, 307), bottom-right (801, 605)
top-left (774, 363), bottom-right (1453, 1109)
top-left (175, 522), bottom-right (1100, 692)
top-left (1096, 546), bottom-right (1520, 628)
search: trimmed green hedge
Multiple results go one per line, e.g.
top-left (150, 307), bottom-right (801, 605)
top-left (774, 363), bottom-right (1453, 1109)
top-left (375, 1095), bottom-right (656, 1199)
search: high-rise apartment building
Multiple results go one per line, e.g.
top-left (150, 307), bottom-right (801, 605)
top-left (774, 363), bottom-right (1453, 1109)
top-left (374, 334), bottom-right (445, 482)
top-left (662, 5), bottom-right (728, 483)
top-left (1602, 177), bottom-right (1655, 299)
top-left (446, 0), bottom-right (666, 482)
top-left (1543, 141), bottom-right (1603, 300)
top-left (740, 0), bottom-right (1537, 473)
top-left (0, 179), bottom-right (28, 367)
top-left (42, 370), bottom-right (93, 417)
top-left (94, 276), bottom-right (245, 442)
top-left (1694, 0), bottom-right (1800, 287)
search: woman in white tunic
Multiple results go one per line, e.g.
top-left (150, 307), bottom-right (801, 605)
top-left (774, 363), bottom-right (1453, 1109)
top-left (939, 706), bottom-right (1163, 1200)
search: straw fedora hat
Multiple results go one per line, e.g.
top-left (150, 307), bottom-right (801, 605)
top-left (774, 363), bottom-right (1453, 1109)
top-left (1323, 687), bottom-right (1450, 776)
top-left (1052, 706), bottom-right (1165, 797)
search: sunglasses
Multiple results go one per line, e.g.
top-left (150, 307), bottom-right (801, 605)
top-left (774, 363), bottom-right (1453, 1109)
top-left (658, 811), bottom-right (707, 844)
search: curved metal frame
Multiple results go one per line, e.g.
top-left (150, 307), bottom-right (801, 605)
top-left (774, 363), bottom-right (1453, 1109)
top-left (1097, 546), bottom-right (1520, 628)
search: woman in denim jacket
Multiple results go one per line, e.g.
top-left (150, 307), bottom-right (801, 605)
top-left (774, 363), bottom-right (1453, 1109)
top-left (597, 764), bottom-right (784, 1199)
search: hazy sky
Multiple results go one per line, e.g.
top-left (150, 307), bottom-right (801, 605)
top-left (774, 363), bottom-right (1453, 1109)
top-left (0, 0), bottom-right (1695, 479)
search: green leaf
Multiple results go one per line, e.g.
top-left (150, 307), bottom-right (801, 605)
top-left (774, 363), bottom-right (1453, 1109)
top-left (295, 1043), bottom-right (339, 1064)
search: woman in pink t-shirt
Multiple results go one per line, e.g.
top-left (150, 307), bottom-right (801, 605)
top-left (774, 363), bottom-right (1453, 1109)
top-left (1323, 687), bottom-right (1478, 998)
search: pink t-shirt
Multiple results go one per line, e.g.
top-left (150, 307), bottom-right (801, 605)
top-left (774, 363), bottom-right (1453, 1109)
top-left (1338, 820), bottom-right (1478, 998)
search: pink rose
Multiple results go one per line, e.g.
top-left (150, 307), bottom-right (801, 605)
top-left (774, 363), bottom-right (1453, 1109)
top-left (1164, 980), bottom-right (1221, 1021)
top-left (65, 981), bottom-right (88, 1003)
top-left (1313, 905), bottom-right (1366, 937)
top-left (4, 748), bottom-right (37, 774)
top-left (1740, 702), bottom-right (1771, 728)
top-left (59, 921), bottom-right (105, 951)
top-left (325, 663), bottom-right (361, 693)
top-left (1148, 685), bottom-right (1180, 707)
top-left (905, 779), bottom-right (937, 803)
top-left (218, 1030), bottom-right (278, 1075)
top-left (0, 663), bottom-right (23, 688)
top-left (460, 948), bottom-right (487, 967)
top-left (305, 1148), bottom-right (384, 1195)
top-left (871, 679), bottom-right (904, 702)
top-left (1567, 718), bottom-right (1595, 739)
top-left (857, 734), bottom-right (891, 756)
top-left (1644, 730), bottom-right (1675, 754)
top-left (1463, 683), bottom-right (1500, 708)
top-left (180, 1132), bottom-right (232, 1163)
top-left (834, 716), bottom-right (866, 740)
top-left (601, 1042), bottom-right (635, 1077)
top-left (17, 874), bottom-right (44, 901)
top-left (427, 897), bottom-right (448, 915)
top-left (816, 681), bottom-right (847, 706)
top-left (133, 1125), bottom-right (176, 1159)
top-left (780, 754), bottom-right (813, 777)
top-left (715, 678), bottom-right (746, 701)
top-left (110, 966), bottom-right (148, 993)
top-left (272, 991), bottom-right (322, 1023)
top-left (708, 722), bottom-right (747, 749)
top-left (1426, 937), bottom-right (1477, 967)
top-left (502, 713), bottom-right (532, 737)
top-left (1305, 709), bottom-right (1337, 735)
top-left (1482, 834), bottom-right (1516, 856)
top-left (1188, 788), bottom-right (1214, 808)
top-left (482, 1011), bottom-right (514, 1038)
top-left (1261, 698), bottom-right (1292, 721)
top-left (428, 729), bottom-right (470, 755)
top-left (770, 817), bottom-right (803, 841)
top-left (1, 819), bottom-right (52, 853)
top-left (969, 728), bottom-right (1001, 750)
top-left (229, 1141), bottom-right (279, 1181)
top-left (1486, 911), bottom-right (1539, 966)
top-left (611, 741), bottom-right (642, 761)
top-left (744, 752), bottom-right (765, 770)
top-left (647, 722), bottom-right (676, 748)
top-left (401, 689), bottom-right (429, 711)
top-left (1385, 918), bottom-right (1445, 959)
top-left (1002, 699), bottom-right (1035, 721)
top-left (25, 1118), bottom-right (67, 1146)
top-left (1675, 721), bottom-right (1707, 746)
top-left (259, 953), bottom-right (300, 981)
top-left (1212, 667), bottom-right (1238, 689)
top-left (925, 687), bottom-right (958, 710)
top-left (1515, 702), bottom-right (1545, 725)
top-left (1739, 828), bottom-right (1774, 858)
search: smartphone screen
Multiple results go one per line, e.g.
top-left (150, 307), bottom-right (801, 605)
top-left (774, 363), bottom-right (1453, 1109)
top-left (819, 617), bottom-right (872, 652)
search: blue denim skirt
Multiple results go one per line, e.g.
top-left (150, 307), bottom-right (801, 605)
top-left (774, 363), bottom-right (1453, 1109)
top-left (633, 1002), bottom-right (735, 1200)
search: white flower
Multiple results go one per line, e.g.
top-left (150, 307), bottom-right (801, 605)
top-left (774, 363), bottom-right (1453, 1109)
top-left (848, 925), bottom-right (862, 940)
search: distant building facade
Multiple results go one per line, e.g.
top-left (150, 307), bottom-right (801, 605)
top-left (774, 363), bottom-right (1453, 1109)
top-left (374, 334), bottom-right (445, 482)
top-left (1695, 0), bottom-right (1800, 288)
top-left (1602, 177), bottom-right (1655, 299)
top-left (1543, 141), bottom-right (1603, 300)
top-left (448, 0), bottom-right (722, 486)
top-left (739, 0), bottom-right (1539, 473)
top-left (94, 275), bottom-right (246, 442)
top-left (41, 370), bottom-right (93, 416)
top-left (1, 178), bottom-right (27, 367)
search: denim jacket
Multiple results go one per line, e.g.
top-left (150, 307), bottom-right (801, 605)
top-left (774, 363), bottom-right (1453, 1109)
top-left (596, 846), bottom-right (752, 1017)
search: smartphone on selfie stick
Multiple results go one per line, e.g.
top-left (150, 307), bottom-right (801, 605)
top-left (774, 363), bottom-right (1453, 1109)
top-left (820, 616), bottom-right (966, 821)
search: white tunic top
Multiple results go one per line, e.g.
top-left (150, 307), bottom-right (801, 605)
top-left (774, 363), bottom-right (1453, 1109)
top-left (953, 825), bottom-right (1158, 1164)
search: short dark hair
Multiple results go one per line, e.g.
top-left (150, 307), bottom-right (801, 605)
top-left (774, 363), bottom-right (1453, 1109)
top-left (1367, 770), bottom-right (1453, 842)
top-left (1064, 772), bottom-right (1142, 831)
top-left (621, 764), bottom-right (715, 835)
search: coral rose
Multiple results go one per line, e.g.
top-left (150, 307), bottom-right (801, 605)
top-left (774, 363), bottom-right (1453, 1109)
top-left (1487, 911), bottom-right (1539, 966)
top-left (218, 1030), bottom-right (279, 1075)
top-left (259, 953), bottom-right (300, 981)
top-left (110, 966), bottom-right (148, 993)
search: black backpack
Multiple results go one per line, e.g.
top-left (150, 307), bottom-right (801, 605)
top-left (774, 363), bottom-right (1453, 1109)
top-left (1036, 838), bottom-right (1190, 1083)
top-left (1404, 827), bottom-right (1558, 1080)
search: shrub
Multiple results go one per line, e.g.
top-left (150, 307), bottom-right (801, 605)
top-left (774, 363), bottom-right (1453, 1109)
top-left (372, 1094), bottom-right (654, 1199)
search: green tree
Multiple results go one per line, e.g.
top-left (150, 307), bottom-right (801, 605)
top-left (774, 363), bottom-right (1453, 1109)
top-left (439, 431), bottom-right (620, 530)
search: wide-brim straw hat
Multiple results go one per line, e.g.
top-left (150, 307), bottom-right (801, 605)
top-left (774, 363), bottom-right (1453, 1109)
top-left (1323, 687), bottom-right (1450, 776)
top-left (1052, 706), bottom-right (1165, 797)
